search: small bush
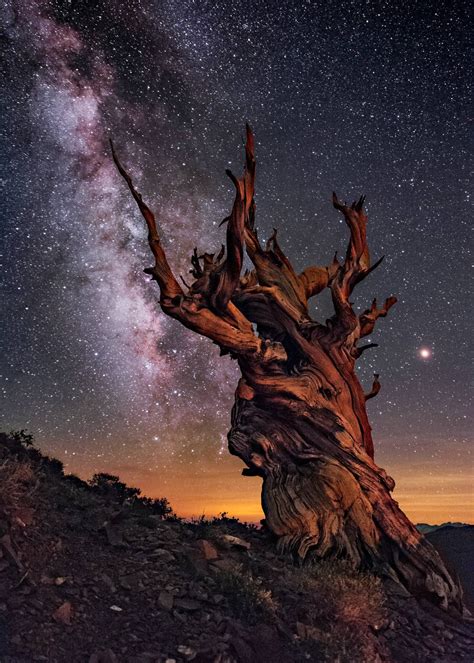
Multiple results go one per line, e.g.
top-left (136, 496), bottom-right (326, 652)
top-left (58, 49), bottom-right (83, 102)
top-left (88, 473), bottom-right (141, 502)
top-left (137, 496), bottom-right (173, 518)
top-left (0, 458), bottom-right (36, 516)
top-left (43, 456), bottom-right (64, 475)
top-left (63, 474), bottom-right (89, 490)
top-left (189, 515), bottom-right (218, 541)
top-left (291, 558), bottom-right (385, 622)
top-left (9, 429), bottom-right (34, 447)
top-left (214, 564), bottom-right (277, 622)
top-left (288, 559), bottom-right (386, 661)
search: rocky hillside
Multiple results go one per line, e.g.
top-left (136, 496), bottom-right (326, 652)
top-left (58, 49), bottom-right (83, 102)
top-left (425, 525), bottom-right (474, 613)
top-left (0, 432), bottom-right (473, 662)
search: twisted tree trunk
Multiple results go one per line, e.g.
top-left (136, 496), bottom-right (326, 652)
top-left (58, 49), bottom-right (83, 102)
top-left (111, 127), bottom-right (464, 614)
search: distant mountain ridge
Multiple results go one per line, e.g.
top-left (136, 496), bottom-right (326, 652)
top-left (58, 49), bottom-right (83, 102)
top-left (422, 523), bottom-right (474, 612)
top-left (416, 521), bottom-right (470, 534)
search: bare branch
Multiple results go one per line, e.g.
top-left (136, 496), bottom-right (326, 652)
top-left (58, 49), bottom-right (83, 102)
top-left (110, 140), bottom-right (183, 302)
top-left (355, 342), bottom-right (379, 358)
top-left (365, 374), bottom-right (381, 401)
top-left (299, 259), bottom-right (339, 299)
top-left (359, 296), bottom-right (397, 338)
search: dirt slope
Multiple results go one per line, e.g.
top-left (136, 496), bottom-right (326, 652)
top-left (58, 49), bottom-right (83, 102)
top-left (0, 433), bottom-right (473, 662)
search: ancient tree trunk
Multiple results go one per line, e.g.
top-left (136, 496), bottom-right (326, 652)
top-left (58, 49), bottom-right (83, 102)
top-left (111, 128), bottom-right (464, 614)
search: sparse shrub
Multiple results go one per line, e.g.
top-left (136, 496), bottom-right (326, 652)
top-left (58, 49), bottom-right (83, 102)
top-left (294, 558), bottom-right (385, 623)
top-left (63, 473), bottom-right (89, 489)
top-left (214, 563), bottom-right (277, 622)
top-left (137, 496), bottom-right (173, 518)
top-left (88, 473), bottom-right (141, 502)
top-left (189, 514), bottom-right (217, 541)
top-left (43, 456), bottom-right (64, 475)
top-left (288, 558), bottom-right (386, 661)
top-left (212, 511), bottom-right (240, 525)
top-left (0, 457), bottom-right (36, 517)
top-left (9, 429), bottom-right (34, 447)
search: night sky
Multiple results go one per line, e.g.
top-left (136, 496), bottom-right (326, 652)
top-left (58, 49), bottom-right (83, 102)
top-left (1, 0), bottom-right (471, 523)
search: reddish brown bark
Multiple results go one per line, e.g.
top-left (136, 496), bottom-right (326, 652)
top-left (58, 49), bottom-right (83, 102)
top-left (112, 127), bottom-right (465, 614)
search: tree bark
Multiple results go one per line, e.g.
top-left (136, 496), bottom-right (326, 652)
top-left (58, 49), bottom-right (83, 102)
top-left (111, 126), bottom-right (465, 615)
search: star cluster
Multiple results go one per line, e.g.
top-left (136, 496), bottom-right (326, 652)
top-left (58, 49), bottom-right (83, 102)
top-left (1, 0), bottom-right (471, 522)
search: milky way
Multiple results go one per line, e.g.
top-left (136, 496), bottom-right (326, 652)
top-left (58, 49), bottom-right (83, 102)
top-left (1, 0), bottom-right (471, 522)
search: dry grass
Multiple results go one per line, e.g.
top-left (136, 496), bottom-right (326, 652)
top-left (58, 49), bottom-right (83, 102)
top-left (0, 458), bottom-right (36, 517)
top-left (291, 558), bottom-right (385, 622)
top-left (214, 563), bottom-right (278, 622)
top-left (288, 559), bottom-right (387, 662)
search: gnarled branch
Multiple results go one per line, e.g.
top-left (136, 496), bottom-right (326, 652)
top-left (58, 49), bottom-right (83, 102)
top-left (365, 373), bottom-right (381, 401)
top-left (110, 140), bottom-right (183, 303)
top-left (359, 296), bottom-right (397, 338)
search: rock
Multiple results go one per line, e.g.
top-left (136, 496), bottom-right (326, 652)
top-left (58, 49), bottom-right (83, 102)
top-left (119, 573), bottom-right (140, 590)
top-left (110, 605), bottom-right (123, 612)
top-left (40, 574), bottom-right (56, 585)
top-left (295, 621), bottom-right (326, 641)
top-left (149, 548), bottom-right (175, 562)
top-left (89, 649), bottom-right (118, 663)
top-left (102, 573), bottom-right (117, 592)
top-left (52, 601), bottom-right (73, 625)
top-left (211, 559), bottom-right (239, 573)
top-left (177, 645), bottom-right (197, 660)
top-left (158, 591), bottom-right (174, 611)
top-left (174, 598), bottom-right (200, 611)
top-left (197, 539), bottom-right (219, 560)
top-left (221, 534), bottom-right (250, 550)
top-left (184, 552), bottom-right (209, 577)
top-left (103, 523), bottom-right (126, 548)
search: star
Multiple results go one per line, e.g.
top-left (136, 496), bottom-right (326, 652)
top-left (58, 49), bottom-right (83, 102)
top-left (418, 348), bottom-right (433, 360)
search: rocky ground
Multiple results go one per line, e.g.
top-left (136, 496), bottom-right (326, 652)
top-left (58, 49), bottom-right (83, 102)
top-left (0, 433), bottom-right (473, 663)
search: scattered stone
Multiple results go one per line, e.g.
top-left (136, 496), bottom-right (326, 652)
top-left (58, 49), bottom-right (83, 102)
top-left (158, 591), bottom-right (174, 611)
top-left (174, 598), bottom-right (200, 611)
top-left (52, 601), bottom-right (73, 625)
top-left (211, 559), bottom-right (239, 572)
top-left (149, 548), bottom-right (175, 562)
top-left (103, 523), bottom-right (126, 548)
top-left (177, 644), bottom-right (197, 660)
top-left (89, 649), bottom-right (118, 663)
top-left (197, 539), bottom-right (219, 560)
top-left (119, 573), bottom-right (140, 590)
top-left (102, 573), bottom-right (117, 592)
top-left (221, 534), bottom-right (250, 550)
top-left (109, 605), bottom-right (123, 612)
top-left (41, 574), bottom-right (56, 585)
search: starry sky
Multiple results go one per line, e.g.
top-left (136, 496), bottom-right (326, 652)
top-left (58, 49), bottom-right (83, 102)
top-left (1, 0), bottom-right (472, 524)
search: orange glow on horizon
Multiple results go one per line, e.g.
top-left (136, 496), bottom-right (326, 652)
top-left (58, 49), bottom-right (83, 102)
top-left (44, 436), bottom-right (473, 526)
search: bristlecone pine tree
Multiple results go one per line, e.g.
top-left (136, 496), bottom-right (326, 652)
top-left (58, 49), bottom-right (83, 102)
top-left (112, 126), bottom-right (464, 614)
